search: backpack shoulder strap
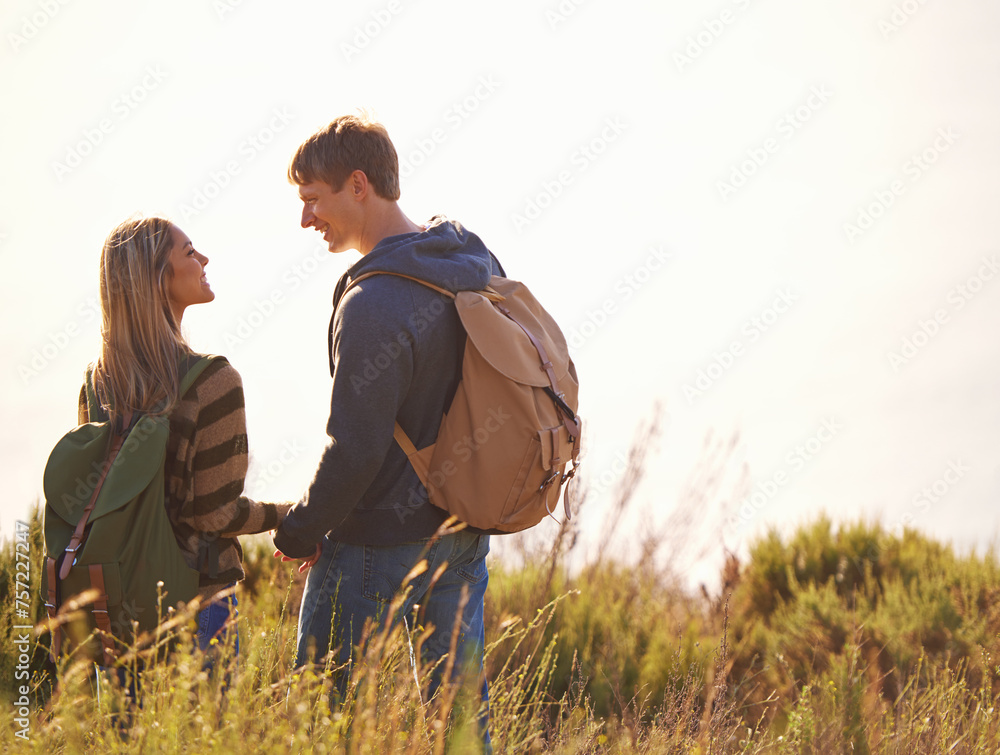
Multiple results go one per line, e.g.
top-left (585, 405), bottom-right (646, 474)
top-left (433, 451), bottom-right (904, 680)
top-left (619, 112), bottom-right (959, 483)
top-left (344, 271), bottom-right (457, 300)
top-left (344, 270), bottom-right (509, 303)
top-left (179, 354), bottom-right (222, 396)
top-left (84, 365), bottom-right (107, 423)
top-left (82, 355), bottom-right (220, 421)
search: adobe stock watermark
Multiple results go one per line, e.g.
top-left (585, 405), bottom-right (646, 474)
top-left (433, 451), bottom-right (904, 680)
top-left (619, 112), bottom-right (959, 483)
top-left (673, 0), bottom-right (754, 72)
top-left (717, 85), bottom-right (833, 201)
top-left (222, 241), bottom-right (325, 349)
top-left (8, 0), bottom-right (72, 52)
top-left (886, 254), bottom-right (998, 373)
top-left (587, 450), bottom-right (629, 497)
top-left (843, 126), bottom-right (959, 243)
top-left (396, 406), bottom-right (512, 524)
top-left (246, 439), bottom-right (306, 498)
top-left (879, 0), bottom-right (930, 39)
top-left (177, 107), bottom-right (294, 221)
top-left (341, 0), bottom-right (403, 62)
top-left (545, 0), bottom-right (591, 29)
top-left (851, 458), bottom-right (968, 573)
top-left (350, 330), bottom-right (416, 395)
top-left (565, 246), bottom-right (671, 352)
top-left (214, 0), bottom-right (249, 19)
top-left (109, 599), bottom-right (145, 638)
top-left (12, 521), bottom-right (33, 742)
top-left (350, 277), bottom-right (461, 393)
top-left (56, 419), bottom-right (160, 514)
top-left (727, 418), bottom-right (843, 532)
top-left (510, 116), bottom-right (627, 233)
top-left (682, 288), bottom-right (798, 405)
top-left (895, 459), bottom-right (969, 533)
top-left (51, 65), bottom-right (168, 182)
top-left (399, 75), bottom-right (501, 180)
top-left (18, 296), bottom-right (101, 385)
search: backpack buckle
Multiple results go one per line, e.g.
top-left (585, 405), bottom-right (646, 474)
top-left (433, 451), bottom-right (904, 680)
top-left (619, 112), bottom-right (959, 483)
top-left (538, 472), bottom-right (559, 492)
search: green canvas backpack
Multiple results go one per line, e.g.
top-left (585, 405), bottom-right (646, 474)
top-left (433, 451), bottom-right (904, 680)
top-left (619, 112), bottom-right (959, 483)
top-left (42, 356), bottom-right (215, 665)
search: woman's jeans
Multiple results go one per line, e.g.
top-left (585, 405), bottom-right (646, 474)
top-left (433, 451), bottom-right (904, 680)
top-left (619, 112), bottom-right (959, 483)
top-left (198, 587), bottom-right (239, 655)
top-left (295, 531), bottom-right (491, 747)
top-left (103, 585), bottom-right (238, 707)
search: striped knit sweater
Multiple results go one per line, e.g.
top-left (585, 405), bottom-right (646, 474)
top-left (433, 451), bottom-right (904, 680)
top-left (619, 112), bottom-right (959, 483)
top-left (79, 356), bottom-right (291, 601)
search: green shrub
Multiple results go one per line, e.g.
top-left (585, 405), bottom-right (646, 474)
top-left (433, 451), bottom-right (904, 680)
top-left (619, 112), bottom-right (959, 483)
top-left (4, 504), bottom-right (1000, 753)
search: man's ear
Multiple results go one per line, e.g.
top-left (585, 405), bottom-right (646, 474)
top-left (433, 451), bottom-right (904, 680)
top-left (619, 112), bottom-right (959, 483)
top-left (348, 170), bottom-right (369, 199)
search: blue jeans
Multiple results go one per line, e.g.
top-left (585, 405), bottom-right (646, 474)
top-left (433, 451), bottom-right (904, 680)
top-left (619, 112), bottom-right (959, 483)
top-left (103, 587), bottom-right (238, 712)
top-left (296, 530), bottom-right (491, 748)
top-left (198, 587), bottom-right (239, 655)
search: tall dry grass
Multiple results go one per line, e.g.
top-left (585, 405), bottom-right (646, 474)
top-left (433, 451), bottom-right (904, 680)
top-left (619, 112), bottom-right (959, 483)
top-left (2, 414), bottom-right (999, 753)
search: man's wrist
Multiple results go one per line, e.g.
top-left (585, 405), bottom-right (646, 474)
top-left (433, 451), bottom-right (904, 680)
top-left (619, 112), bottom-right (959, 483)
top-left (273, 524), bottom-right (316, 559)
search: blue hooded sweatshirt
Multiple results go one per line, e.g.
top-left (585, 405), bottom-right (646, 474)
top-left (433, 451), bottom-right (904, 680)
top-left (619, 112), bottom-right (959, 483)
top-left (273, 217), bottom-right (504, 557)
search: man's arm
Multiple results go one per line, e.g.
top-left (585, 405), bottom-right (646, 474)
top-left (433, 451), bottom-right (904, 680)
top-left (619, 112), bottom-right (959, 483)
top-left (274, 282), bottom-right (417, 557)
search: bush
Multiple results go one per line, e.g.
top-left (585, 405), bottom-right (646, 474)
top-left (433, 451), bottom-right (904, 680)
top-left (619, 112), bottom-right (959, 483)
top-left (4, 501), bottom-right (1000, 753)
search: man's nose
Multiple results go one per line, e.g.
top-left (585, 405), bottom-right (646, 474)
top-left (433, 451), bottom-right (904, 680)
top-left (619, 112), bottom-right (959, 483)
top-left (301, 205), bottom-right (315, 229)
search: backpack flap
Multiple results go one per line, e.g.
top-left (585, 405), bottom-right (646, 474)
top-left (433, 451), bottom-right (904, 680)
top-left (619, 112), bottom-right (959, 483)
top-left (43, 422), bottom-right (114, 536)
top-left (43, 416), bottom-right (169, 528)
top-left (455, 284), bottom-right (573, 389)
top-left (89, 416), bottom-right (169, 520)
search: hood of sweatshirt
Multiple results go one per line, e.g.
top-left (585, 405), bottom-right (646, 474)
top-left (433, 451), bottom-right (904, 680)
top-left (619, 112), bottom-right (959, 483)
top-left (331, 216), bottom-right (496, 310)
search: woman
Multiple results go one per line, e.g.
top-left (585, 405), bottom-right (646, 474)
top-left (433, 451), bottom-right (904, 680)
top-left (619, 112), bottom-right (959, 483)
top-left (83, 215), bottom-right (289, 653)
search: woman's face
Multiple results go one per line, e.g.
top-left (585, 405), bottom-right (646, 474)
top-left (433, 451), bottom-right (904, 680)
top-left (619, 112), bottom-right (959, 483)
top-left (166, 225), bottom-right (214, 322)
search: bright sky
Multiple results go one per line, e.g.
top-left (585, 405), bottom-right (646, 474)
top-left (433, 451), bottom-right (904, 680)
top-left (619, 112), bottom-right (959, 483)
top-left (3, 0), bottom-right (999, 589)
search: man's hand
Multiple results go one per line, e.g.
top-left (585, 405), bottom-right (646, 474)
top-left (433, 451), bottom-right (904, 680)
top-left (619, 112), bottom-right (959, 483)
top-left (273, 543), bottom-right (322, 574)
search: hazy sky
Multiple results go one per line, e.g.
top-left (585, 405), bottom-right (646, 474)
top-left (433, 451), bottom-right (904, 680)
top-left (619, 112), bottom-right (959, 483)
top-left (3, 0), bottom-right (998, 589)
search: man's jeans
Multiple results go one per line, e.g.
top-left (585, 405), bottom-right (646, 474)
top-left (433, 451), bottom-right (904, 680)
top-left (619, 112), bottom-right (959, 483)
top-left (296, 530), bottom-right (491, 744)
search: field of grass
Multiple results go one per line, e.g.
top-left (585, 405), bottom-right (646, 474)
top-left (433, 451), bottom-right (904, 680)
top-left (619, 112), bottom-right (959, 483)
top-left (3, 482), bottom-right (1000, 753)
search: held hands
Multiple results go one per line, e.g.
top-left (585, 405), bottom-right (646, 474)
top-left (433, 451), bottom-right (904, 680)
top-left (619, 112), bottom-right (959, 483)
top-left (273, 543), bottom-right (321, 573)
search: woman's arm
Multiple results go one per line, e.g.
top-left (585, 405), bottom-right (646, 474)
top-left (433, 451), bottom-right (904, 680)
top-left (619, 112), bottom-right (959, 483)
top-left (178, 359), bottom-right (291, 537)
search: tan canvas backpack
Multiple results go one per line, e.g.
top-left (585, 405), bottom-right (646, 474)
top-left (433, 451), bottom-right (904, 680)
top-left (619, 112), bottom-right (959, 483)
top-left (343, 272), bottom-right (582, 533)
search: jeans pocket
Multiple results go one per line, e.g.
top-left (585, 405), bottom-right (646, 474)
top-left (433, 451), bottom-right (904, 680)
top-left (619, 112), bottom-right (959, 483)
top-left (456, 534), bottom-right (490, 584)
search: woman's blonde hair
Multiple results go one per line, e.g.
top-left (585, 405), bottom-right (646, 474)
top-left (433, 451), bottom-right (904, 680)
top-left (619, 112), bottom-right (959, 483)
top-left (93, 216), bottom-right (191, 422)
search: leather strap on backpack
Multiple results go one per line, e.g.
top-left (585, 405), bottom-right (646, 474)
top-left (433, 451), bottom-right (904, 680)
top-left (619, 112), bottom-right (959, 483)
top-left (495, 304), bottom-right (582, 450)
top-left (494, 303), bottom-right (581, 519)
top-left (45, 557), bottom-right (60, 662)
top-left (89, 564), bottom-right (116, 666)
top-left (344, 270), bottom-right (507, 303)
top-left (58, 413), bottom-right (131, 581)
top-left (52, 414), bottom-right (128, 665)
top-left (392, 423), bottom-right (431, 487)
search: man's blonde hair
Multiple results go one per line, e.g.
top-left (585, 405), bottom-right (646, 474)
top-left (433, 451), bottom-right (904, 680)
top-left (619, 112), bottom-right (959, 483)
top-left (287, 114), bottom-right (400, 200)
top-left (93, 216), bottom-right (191, 422)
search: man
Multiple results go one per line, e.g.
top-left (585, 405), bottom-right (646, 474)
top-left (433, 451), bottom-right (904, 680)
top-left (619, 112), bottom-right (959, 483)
top-left (272, 114), bottom-right (500, 746)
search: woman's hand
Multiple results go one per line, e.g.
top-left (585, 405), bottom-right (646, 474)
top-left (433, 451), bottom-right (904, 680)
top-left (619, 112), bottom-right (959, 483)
top-left (273, 543), bottom-right (321, 573)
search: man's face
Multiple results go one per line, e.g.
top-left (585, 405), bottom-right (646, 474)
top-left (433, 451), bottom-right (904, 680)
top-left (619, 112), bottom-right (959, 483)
top-left (297, 179), bottom-right (360, 254)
